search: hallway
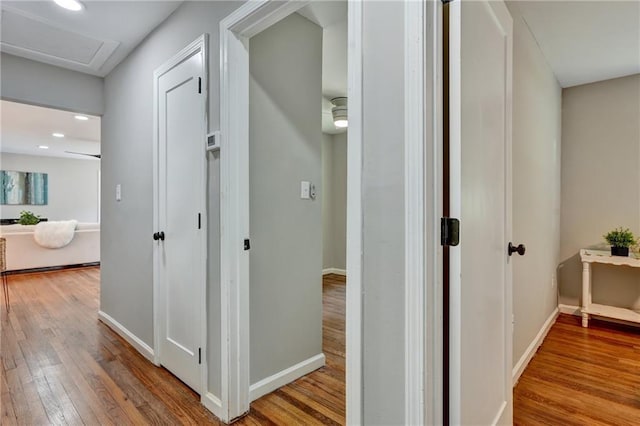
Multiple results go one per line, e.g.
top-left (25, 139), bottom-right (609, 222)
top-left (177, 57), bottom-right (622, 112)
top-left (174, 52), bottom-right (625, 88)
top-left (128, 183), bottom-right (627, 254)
top-left (0, 268), bottom-right (345, 425)
top-left (514, 314), bottom-right (640, 425)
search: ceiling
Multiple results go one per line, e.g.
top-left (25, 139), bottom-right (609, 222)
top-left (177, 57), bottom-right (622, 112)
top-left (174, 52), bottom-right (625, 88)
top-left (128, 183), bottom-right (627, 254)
top-left (509, 1), bottom-right (640, 88)
top-left (0, 100), bottom-right (100, 160)
top-left (298, 2), bottom-right (347, 135)
top-left (0, 1), bottom-right (182, 77)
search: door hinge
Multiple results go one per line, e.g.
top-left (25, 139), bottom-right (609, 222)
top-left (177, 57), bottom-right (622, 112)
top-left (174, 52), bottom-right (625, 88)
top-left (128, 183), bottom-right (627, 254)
top-left (198, 348), bottom-right (202, 364)
top-left (198, 77), bottom-right (202, 94)
top-left (244, 238), bottom-right (251, 251)
top-left (441, 217), bottom-right (460, 247)
top-left (198, 213), bottom-right (201, 229)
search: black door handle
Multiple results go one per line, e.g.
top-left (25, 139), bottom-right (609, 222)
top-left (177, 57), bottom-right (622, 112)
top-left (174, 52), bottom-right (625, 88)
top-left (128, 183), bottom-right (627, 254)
top-left (508, 242), bottom-right (525, 256)
top-left (153, 231), bottom-right (165, 241)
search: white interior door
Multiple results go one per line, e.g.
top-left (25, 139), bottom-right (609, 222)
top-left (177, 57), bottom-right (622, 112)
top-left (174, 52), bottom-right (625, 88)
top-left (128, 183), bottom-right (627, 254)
top-left (449, 1), bottom-right (513, 424)
top-left (156, 51), bottom-right (205, 393)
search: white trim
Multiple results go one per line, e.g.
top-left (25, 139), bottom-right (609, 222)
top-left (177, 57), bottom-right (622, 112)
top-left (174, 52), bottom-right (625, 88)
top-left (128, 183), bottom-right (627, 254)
top-left (249, 354), bottom-right (326, 402)
top-left (558, 304), bottom-right (581, 316)
top-left (202, 393), bottom-right (225, 422)
top-left (346, 1), bottom-right (364, 424)
top-left (404, 0), bottom-right (427, 424)
top-left (98, 311), bottom-right (155, 364)
top-left (512, 308), bottom-right (558, 384)
top-left (152, 34), bottom-right (208, 396)
top-left (220, 1), bottom-right (364, 423)
top-left (322, 268), bottom-right (347, 276)
top-left (424, 2), bottom-right (444, 425)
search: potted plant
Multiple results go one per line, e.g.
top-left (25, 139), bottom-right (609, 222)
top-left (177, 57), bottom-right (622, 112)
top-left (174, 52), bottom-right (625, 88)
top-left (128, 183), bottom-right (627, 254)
top-left (604, 227), bottom-right (637, 257)
top-left (18, 210), bottom-right (40, 226)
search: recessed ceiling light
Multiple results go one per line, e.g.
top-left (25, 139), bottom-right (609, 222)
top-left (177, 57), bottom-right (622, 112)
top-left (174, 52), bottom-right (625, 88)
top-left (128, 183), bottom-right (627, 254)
top-left (53, 0), bottom-right (84, 11)
top-left (52, 132), bottom-right (65, 138)
top-left (38, 145), bottom-right (49, 150)
top-left (74, 115), bottom-right (89, 121)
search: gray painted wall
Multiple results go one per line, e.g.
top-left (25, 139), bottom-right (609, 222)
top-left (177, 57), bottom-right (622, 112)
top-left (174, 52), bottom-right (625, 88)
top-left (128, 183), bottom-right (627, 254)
top-left (321, 132), bottom-right (347, 270)
top-left (362, 2), bottom-right (405, 423)
top-left (101, 0), bottom-right (240, 399)
top-left (249, 13), bottom-right (323, 384)
top-left (559, 74), bottom-right (640, 307)
top-left (1, 53), bottom-right (104, 115)
top-left (322, 134), bottom-right (333, 269)
top-left (508, 5), bottom-right (563, 369)
top-left (0, 153), bottom-right (100, 222)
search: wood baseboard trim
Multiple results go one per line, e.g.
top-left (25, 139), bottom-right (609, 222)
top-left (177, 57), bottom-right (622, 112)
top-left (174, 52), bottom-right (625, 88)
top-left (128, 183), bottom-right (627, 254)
top-left (512, 307), bottom-right (559, 385)
top-left (249, 353), bottom-right (325, 402)
top-left (98, 310), bottom-right (155, 364)
top-left (322, 268), bottom-right (346, 276)
top-left (202, 392), bottom-right (225, 421)
top-left (558, 304), bottom-right (581, 316)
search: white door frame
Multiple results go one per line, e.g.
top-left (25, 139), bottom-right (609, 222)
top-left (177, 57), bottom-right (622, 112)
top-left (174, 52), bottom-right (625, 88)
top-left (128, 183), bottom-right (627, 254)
top-left (152, 34), bottom-right (209, 396)
top-left (409, 1), bottom-right (444, 425)
top-left (219, 0), bottom-right (438, 423)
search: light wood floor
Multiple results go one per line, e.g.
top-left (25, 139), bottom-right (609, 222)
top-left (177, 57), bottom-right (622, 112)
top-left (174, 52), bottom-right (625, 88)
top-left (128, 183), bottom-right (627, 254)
top-left (0, 267), bottom-right (345, 425)
top-left (514, 313), bottom-right (640, 425)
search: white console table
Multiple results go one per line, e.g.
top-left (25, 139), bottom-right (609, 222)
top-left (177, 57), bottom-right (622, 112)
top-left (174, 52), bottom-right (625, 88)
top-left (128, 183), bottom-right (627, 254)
top-left (580, 249), bottom-right (640, 327)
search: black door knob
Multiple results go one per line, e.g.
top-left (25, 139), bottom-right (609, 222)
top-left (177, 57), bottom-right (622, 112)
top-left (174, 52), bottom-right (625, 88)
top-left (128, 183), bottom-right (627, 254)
top-left (158, 231), bottom-right (165, 241)
top-left (508, 242), bottom-right (525, 256)
top-left (153, 232), bottom-right (165, 241)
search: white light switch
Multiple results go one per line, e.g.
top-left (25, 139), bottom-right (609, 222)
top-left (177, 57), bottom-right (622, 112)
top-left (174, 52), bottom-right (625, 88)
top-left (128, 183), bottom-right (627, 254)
top-left (116, 184), bottom-right (122, 201)
top-left (300, 181), bottom-right (310, 199)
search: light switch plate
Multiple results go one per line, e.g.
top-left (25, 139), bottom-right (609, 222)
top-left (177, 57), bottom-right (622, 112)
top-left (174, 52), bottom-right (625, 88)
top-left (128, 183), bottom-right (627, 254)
top-left (300, 181), bottom-right (310, 199)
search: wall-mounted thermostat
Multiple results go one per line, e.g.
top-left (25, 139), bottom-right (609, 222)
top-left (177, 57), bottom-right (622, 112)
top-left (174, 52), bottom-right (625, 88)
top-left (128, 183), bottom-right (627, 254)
top-left (206, 131), bottom-right (220, 152)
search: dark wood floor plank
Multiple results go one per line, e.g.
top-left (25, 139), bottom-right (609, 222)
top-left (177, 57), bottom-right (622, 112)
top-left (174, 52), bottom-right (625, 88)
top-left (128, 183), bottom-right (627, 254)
top-left (515, 314), bottom-right (640, 425)
top-left (1, 267), bottom-right (346, 425)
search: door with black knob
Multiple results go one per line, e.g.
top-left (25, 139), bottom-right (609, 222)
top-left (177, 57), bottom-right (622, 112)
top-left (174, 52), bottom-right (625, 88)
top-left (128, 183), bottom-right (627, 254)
top-left (154, 41), bottom-right (206, 394)
top-left (448, 1), bottom-right (514, 423)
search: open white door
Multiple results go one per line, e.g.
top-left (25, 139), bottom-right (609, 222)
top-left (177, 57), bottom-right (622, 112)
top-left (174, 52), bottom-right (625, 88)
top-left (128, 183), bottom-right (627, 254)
top-left (154, 38), bottom-right (207, 394)
top-left (449, 1), bottom-right (513, 424)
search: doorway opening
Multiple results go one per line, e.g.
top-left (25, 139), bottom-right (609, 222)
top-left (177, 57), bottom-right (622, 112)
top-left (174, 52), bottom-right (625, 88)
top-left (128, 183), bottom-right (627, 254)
top-left (0, 100), bottom-right (101, 276)
top-left (244, 2), bottom-right (348, 422)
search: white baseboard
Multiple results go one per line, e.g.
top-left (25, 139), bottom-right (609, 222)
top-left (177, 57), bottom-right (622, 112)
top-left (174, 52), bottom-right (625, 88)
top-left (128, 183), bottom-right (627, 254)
top-left (98, 310), bottom-right (155, 364)
top-left (249, 353), bottom-right (325, 402)
top-left (202, 392), bottom-right (225, 422)
top-left (512, 307), bottom-right (559, 385)
top-left (322, 268), bottom-right (347, 276)
top-left (558, 303), bottom-right (581, 316)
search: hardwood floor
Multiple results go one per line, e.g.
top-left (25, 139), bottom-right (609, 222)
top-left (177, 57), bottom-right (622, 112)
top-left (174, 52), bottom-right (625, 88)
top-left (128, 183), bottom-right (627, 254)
top-left (514, 313), bottom-right (640, 425)
top-left (0, 267), bottom-right (345, 425)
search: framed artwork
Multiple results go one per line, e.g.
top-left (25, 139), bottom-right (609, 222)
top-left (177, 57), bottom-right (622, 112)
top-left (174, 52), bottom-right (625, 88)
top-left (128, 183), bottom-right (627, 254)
top-left (0, 170), bottom-right (48, 205)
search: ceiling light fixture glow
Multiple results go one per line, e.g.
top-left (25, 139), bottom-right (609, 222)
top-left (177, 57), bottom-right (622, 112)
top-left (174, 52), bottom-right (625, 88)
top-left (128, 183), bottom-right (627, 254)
top-left (53, 0), bottom-right (84, 11)
top-left (331, 97), bottom-right (348, 129)
top-left (74, 115), bottom-right (89, 121)
top-left (52, 132), bottom-right (65, 138)
top-left (38, 145), bottom-right (49, 149)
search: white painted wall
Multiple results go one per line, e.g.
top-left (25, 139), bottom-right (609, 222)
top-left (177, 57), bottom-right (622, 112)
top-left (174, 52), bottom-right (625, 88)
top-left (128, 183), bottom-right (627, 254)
top-left (507, 3), bottom-right (563, 370)
top-left (321, 132), bottom-right (347, 271)
top-left (0, 53), bottom-right (104, 116)
top-left (101, 1), bottom-right (241, 400)
top-left (559, 74), bottom-right (640, 307)
top-left (0, 153), bottom-right (100, 222)
top-left (249, 13), bottom-right (323, 385)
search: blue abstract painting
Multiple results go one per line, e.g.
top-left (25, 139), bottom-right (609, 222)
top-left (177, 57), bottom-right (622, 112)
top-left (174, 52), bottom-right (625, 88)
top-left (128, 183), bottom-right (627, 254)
top-left (0, 170), bottom-right (48, 205)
